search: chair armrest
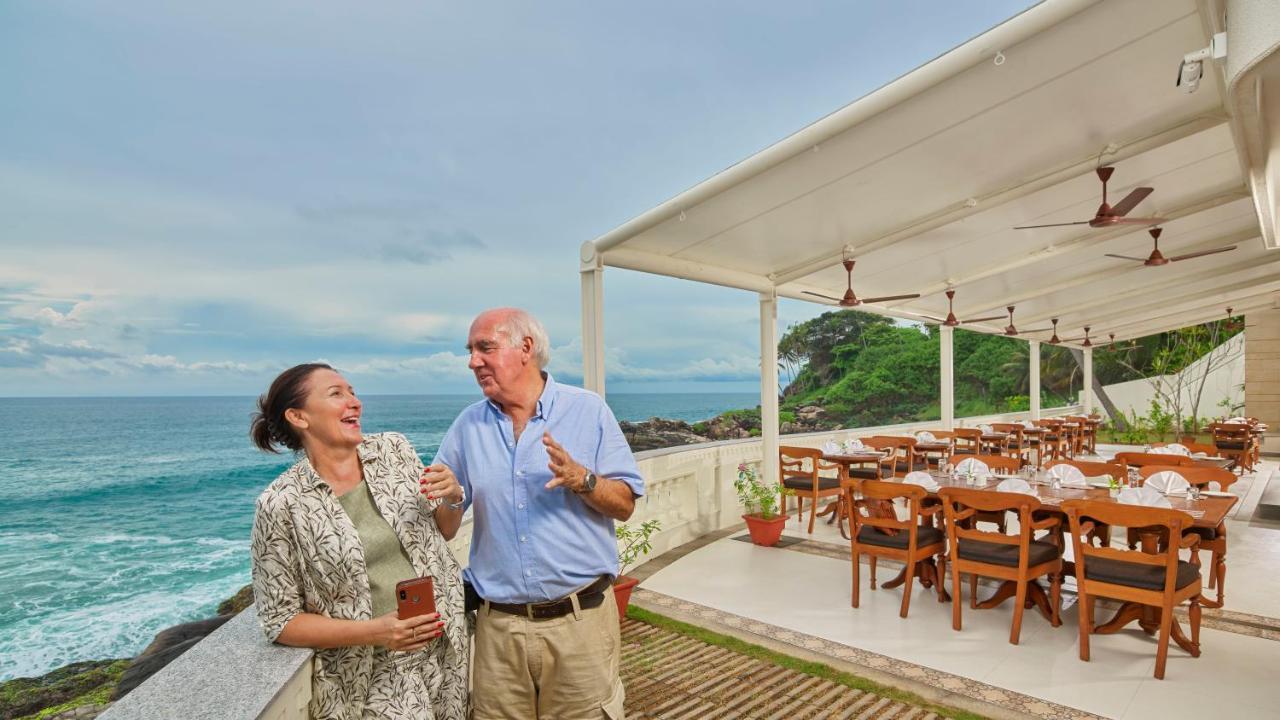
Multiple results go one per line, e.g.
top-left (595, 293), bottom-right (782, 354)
top-left (1031, 516), bottom-right (1061, 532)
top-left (1179, 533), bottom-right (1202, 551)
top-left (919, 504), bottom-right (943, 518)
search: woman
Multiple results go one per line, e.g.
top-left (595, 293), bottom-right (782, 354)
top-left (249, 363), bottom-right (468, 720)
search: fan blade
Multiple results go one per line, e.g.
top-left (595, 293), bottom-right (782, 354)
top-left (961, 315), bottom-right (1006, 323)
top-left (1105, 216), bottom-right (1167, 225)
top-left (801, 291), bottom-right (843, 303)
top-left (1104, 253), bottom-right (1150, 262)
top-left (1014, 221), bottom-right (1091, 230)
top-left (1020, 327), bottom-right (1054, 333)
top-left (1168, 245), bottom-right (1237, 262)
top-left (921, 316), bottom-right (946, 323)
top-left (1109, 187), bottom-right (1153, 217)
top-left (862, 293), bottom-right (921, 303)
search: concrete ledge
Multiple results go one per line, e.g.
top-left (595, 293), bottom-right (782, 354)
top-left (99, 607), bottom-right (313, 720)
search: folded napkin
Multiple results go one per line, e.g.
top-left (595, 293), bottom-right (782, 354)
top-left (915, 431), bottom-right (937, 443)
top-left (1046, 464), bottom-right (1086, 485)
top-left (903, 471), bottom-right (940, 492)
top-left (845, 437), bottom-right (865, 450)
top-left (955, 458), bottom-right (990, 476)
top-left (1148, 446), bottom-right (1179, 455)
top-left (1145, 470), bottom-right (1191, 495)
top-left (1118, 485), bottom-right (1172, 508)
top-left (1083, 474), bottom-right (1113, 488)
top-left (823, 441), bottom-right (841, 454)
top-left (1163, 443), bottom-right (1191, 456)
top-left (978, 424), bottom-right (994, 434)
top-left (996, 477), bottom-right (1035, 495)
top-left (1020, 419), bottom-right (1036, 428)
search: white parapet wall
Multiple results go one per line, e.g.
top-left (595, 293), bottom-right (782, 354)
top-left (100, 406), bottom-right (1079, 719)
top-left (1091, 334), bottom-right (1244, 423)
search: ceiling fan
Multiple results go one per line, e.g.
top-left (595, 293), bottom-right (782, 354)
top-left (1224, 307), bottom-right (1242, 332)
top-left (922, 290), bottom-right (1005, 326)
top-left (1036, 318), bottom-right (1064, 344)
top-left (1101, 332), bottom-right (1139, 351)
top-left (999, 306), bottom-right (1052, 336)
top-left (1104, 227), bottom-right (1237, 266)
top-left (801, 259), bottom-right (920, 307)
top-left (1062, 325), bottom-right (1095, 347)
top-left (1015, 166), bottom-right (1166, 230)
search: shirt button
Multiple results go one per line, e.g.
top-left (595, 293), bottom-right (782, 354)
top-left (518, 503), bottom-right (525, 510)
top-left (525, 570), bottom-right (531, 577)
top-left (520, 535), bottom-right (527, 542)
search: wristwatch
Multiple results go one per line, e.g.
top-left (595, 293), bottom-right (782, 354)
top-left (446, 489), bottom-right (466, 510)
top-left (575, 470), bottom-right (598, 494)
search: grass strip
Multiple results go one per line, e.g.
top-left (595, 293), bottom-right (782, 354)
top-left (625, 605), bottom-right (989, 720)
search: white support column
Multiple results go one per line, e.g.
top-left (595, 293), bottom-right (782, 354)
top-left (1082, 346), bottom-right (1094, 413)
top-left (940, 326), bottom-right (954, 430)
top-left (579, 243), bottom-right (606, 397)
top-left (760, 291), bottom-right (780, 485)
top-left (1029, 341), bottom-right (1041, 420)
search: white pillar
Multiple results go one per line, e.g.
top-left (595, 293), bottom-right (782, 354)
top-left (940, 326), bottom-right (954, 430)
top-left (760, 291), bottom-right (780, 485)
top-left (579, 242), bottom-right (606, 397)
top-left (1029, 341), bottom-right (1041, 420)
top-left (1082, 346), bottom-right (1094, 413)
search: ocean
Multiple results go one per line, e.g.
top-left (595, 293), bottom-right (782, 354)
top-left (0, 392), bottom-right (756, 681)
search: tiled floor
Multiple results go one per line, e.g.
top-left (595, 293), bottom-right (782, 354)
top-left (638, 455), bottom-right (1280, 720)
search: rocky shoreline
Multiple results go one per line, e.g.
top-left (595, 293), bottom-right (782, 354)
top-left (620, 405), bottom-right (837, 452)
top-left (0, 586), bottom-right (256, 720)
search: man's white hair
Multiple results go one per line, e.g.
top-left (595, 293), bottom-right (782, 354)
top-left (491, 308), bottom-right (551, 369)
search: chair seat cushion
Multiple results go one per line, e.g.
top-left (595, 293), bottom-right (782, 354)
top-left (1215, 441), bottom-right (1246, 450)
top-left (1184, 525), bottom-right (1219, 541)
top-left (951, 448), bottom-right (976, 455)
top-left (782, 475), bottom-right (841, 492)
top-left (894, 459), bottom-right (925, 472)
top-left (957, 538), bottom-right (1060, 568)
top-left (1084, 557), bottom-right (1201, 591)
top-left (856, 524), bottom-right (945, 550)
top-left (846, 467), bottom-right (881, 480)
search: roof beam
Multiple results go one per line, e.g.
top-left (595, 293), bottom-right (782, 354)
top-left (602, 247), bottom-right (773, 293)
top-left (1101, 289), bottom-right (1280, 339)
top-left (1056, 273), bottom-right (1280, 331)
top-left (883, 186), bottom-right (1250, 309)
top-left (1107, 296), bottom-right (1276, 341)
top-left (771, 112), bottom-right (1229, 286)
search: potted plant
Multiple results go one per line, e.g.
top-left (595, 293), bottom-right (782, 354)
top-left (613, 518), bottom-right (661, 620)
top-left (735, 462), bottom-right (790, 546)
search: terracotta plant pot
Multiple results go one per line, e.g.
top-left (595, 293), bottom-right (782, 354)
top-left (612, 575), bottom-right (640, 621)
top-left (742, 513), bottom-right (787, 547)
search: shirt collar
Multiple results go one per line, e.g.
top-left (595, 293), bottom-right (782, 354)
top-left (486, 372), bottom-right (558, 421)
top-left (295, 436), bottom-right (377, 492)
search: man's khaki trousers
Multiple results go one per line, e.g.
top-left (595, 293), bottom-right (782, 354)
top-left (471, 586), bottom-right (626, 720)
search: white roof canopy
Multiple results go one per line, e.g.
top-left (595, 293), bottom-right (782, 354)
top-left (586, 0), bottom-right (1280, 346)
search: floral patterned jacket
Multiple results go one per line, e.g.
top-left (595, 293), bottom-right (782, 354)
top-left (250, 432), bottom-right (468, 719)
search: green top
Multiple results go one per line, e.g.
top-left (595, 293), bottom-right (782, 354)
top-left (336, 480), bottom-right (418, 618)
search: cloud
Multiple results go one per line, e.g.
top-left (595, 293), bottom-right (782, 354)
top-left (0, 337), bottom-right (120, 368)
top-left (378, 229), bottom-right (486, 266)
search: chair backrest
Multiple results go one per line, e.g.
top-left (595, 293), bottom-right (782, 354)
top-left (1139, 464), bottom-right (1237, 492)
top-left (1114, 452), bottom-right (1197, 468)
top-left (1047, 459), bottom-right (1125, 480)
top-left (861, 436), bottom-right (900, 452)
top-left (1210, 422), bottom-right (1252, 441)
top-left (1062, 499), bottom-right (1196, 596)
top-left (990, 423), bottom-right (1025, 441)
top-left (938, 487), bottom-right (1043, 569)
top-left (964, 454), bottom-right (1020, 473)
top-left (1176, 438), bottom-right (1218, 455)
top-left (779, 445), bottom-right (822, 478)
top-left (847, 480), bottom-right (931, 547)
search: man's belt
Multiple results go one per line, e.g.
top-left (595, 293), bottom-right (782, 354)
top-left (485, 575), bottom-right (613, 620)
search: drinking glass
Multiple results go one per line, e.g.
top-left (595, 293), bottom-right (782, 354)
top-left (1188, 485), bottom-right (1202, 501)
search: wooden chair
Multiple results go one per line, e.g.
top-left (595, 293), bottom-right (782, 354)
top-left (877, 435), bottom-right (929, 477)
top-left (938, 487), bottom-right (1063, 644)
top-left (916, 430), bottom-right (955, 469)
top-left (1210, 422), bottom-right (1254, 473)
top-left (846, 480), bottom-right (948, 618)
top-left (1046, 458), bottom-right (1126, 481)
top-left (1067, 416), bottom-right (1097, 454)
top-left (1171, 439), bottom-right (1218, 456)
top-left (1114, 452), bottom-right (1198, 469)
top-left (1063, 500), bottom-right (1203, 679)
top-left (955, 454), bottom-right (1020, 474)
top-left (991, 423), bottom-right (1033, 468)
top-left (1137, 465), bottom-right (1235, 608)
top-left (1034, 419), bottom-right (1069, 462)
top-left (852, 437), bottom-right (899, 481)
top-left (951, 427), bottom-right (982, 457)
top-left (779, 446), bottom-right (842, 534)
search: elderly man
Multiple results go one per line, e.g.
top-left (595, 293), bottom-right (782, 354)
top-left (423, 307), bottom-right (643, 720)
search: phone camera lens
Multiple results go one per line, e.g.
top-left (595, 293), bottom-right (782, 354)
top-left (399, 590), bottom-right (407, 599)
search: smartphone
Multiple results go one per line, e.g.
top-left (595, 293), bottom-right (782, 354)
top-left (396, 577), bottom-right (436, 619)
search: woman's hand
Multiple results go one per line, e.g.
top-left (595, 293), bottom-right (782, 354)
top-left (371, 611), bottom-right (444, 652)
top-left (420, 464), bottom-right (463, 506)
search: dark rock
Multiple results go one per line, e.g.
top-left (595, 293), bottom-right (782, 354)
top-left (0, 659), bottom-right (128, 719)
top-left (621, 418), bottom-right (710, 452)
top-left (216, 584), bottom-right (254, 616)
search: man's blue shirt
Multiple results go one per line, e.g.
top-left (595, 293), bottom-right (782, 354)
top-left (432, 375), bottom-right (645, 604)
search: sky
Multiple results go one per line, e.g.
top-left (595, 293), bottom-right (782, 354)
top-left (0, 1), bottom-right (1037, 396)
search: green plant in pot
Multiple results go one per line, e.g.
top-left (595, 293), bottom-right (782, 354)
top-left (613, 519), bottom-right (661, 620)
top-left (735, 462), bottom-right (791, 546)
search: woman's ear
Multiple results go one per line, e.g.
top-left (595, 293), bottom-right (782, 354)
top-left (284, 407), bottom-right (308, 431)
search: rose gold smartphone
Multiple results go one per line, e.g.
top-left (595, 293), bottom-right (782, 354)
top-left (396, 577), bottom-right (435, 619)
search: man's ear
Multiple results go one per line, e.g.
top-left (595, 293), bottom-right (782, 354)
top-left (284, 407), bottom-right (308, 431)
top-left (521, 336), bottom-right (535, 364)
